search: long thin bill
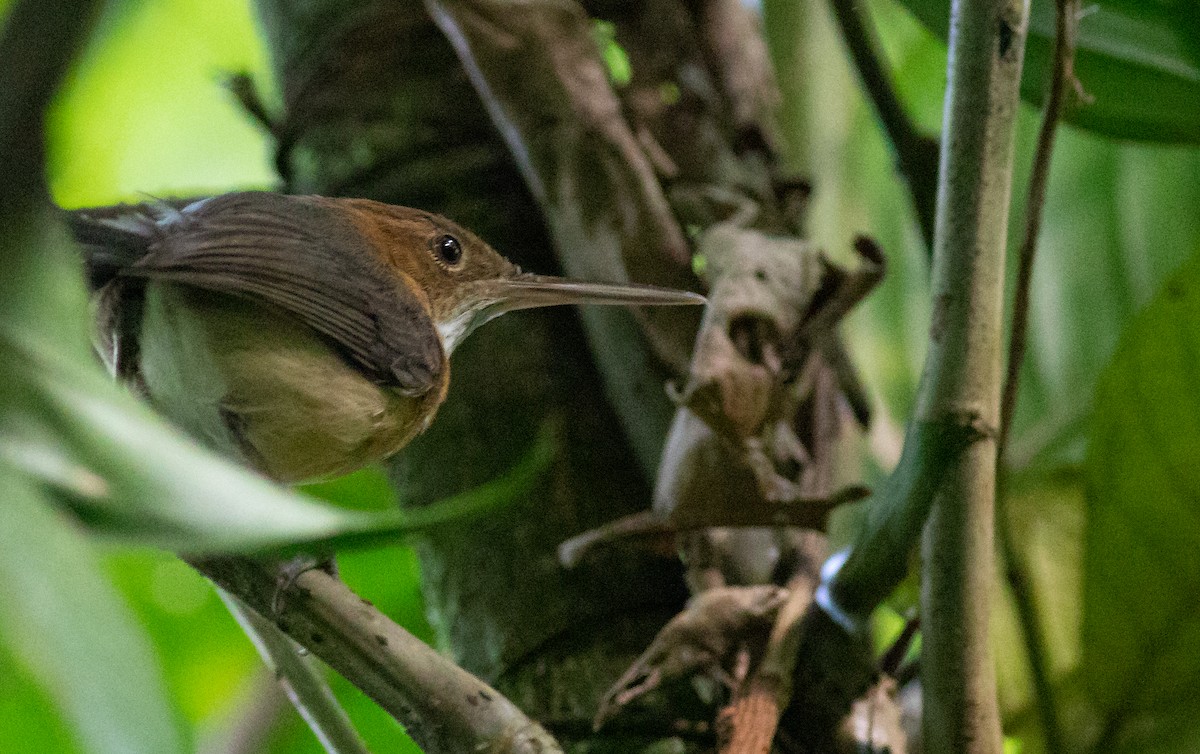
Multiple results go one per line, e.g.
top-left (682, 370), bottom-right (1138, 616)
top-left (495, 274), bottom-right (705, 312)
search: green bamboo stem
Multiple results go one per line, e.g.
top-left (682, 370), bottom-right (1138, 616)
top-left (917, 0), bottom-right (1030, 751)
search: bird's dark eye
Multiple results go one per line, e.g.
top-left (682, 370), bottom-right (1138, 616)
top-left (434, 234), bottom-right (463, 266)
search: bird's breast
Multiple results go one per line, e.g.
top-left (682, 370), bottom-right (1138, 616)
top-left (136, 283), bottom-right (447, 483)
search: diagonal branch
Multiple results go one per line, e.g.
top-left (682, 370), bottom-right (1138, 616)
top-left (193, 556), bottom-right (563, 754)
top-left (998, 0), bottom-right (1080, 448)
top-left (718, 574), bottom-right (816, 752)
top-left (828, 0), bottom-right (939, 252)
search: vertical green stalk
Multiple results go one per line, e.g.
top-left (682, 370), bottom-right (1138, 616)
top-left (917, 0), bottom-right (1029, 751)
top-left (997, 3), bottom-right (1079, 752)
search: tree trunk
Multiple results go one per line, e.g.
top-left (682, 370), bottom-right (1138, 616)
top-left (254, 0), bottom-right (697, 748)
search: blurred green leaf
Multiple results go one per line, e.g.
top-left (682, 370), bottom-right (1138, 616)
top-left (591, 20), bottom-right (632, 88)
top-left (302, 466), bottom-right (399, 512)
top-left (1, 336), bottom-right (383, 553)
top-left (0, 646), bottom-right (81, 754)
top-left (1, 325), bottom-right (554, 554)
top-left (893, 0), bottom-right (1200, 143)
top-left (286, 422), bottom-right (556, 553)
top-left (0, 467), bottom-right (186, 754)
top-left (1083, 250), bottom-right (1200, 746)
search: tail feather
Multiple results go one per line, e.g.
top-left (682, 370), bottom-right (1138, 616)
top-left (65, 205), bottom-right (160, 291)
top-left (66, 204), bottom-right (162, 386)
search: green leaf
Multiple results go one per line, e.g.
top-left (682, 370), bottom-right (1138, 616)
top-left (893, 0), bottom-right (1200, 143)
top-left (0, 468), bottom-right (186, 754)
top-left (591, 20), bottom-right (632, 88)
top-left (1083, 250), bottom-right (1200, 745)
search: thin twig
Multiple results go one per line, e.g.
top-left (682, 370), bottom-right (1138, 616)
top-left (998, 0), bottom-right (1079, 447)
top-left (828, 0), bottom-right (940, 252)
top-left (559, 486), bottom-right (868, 568)
top-left (197, 670), bottom-right (289, 754)
top-left (997, 531), bottom-right (1063, 753)
top-left (219, 590), bottom-right (371, 754)
top-left (878, 613), bottom-right (919, 676)
top-left (996, 3), bottom-right (1081, 754)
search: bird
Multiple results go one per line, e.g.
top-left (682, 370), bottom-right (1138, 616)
top-left (71, 191), bottom-right (704, 483)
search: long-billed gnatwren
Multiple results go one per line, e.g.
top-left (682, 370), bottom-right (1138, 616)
top-left (73, 191), bottom-right (703, 482)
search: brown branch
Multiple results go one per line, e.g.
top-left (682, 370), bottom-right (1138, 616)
top-left (996, 3), bottom-right (1081, 754)
top-left (828, 0), bottom-right (939, 252)
top-left (717, 574), bottom-right (815, 753)
top-left (192, 556), bottom-right (562, 754)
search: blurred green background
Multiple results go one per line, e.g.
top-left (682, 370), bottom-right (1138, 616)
top-left (3, 0), bottom-right (1200, 751)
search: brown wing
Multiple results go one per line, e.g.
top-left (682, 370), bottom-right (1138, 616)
top-left (121, 192), bottom-right (444, 396)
